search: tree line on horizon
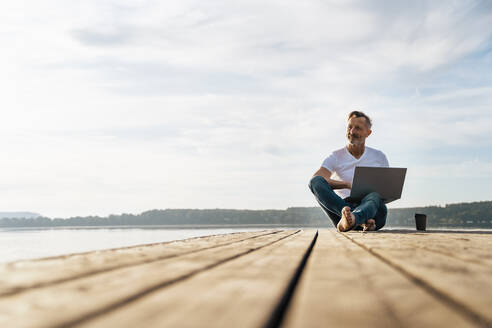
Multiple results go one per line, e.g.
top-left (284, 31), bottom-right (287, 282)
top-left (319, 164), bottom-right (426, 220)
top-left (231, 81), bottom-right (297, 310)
top-left (1, 201), bottom-right (491, 228)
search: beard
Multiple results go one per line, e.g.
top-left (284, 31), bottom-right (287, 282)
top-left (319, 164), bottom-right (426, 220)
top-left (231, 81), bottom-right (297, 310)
top-left (347, 134), bottom-right (364, 145)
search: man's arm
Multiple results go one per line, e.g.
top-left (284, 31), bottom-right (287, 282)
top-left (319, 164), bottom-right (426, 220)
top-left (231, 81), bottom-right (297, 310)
top-left (312, 167), bottom-right (352, 189)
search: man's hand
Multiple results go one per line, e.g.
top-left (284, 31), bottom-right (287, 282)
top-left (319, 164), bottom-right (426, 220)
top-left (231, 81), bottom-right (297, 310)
top-left (312, 167), bottom-right (353, 190)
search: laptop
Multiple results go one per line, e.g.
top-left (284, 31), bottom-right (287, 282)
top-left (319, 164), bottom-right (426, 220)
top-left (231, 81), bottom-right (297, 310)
top-left (349, 166), bottom-right (407, 204)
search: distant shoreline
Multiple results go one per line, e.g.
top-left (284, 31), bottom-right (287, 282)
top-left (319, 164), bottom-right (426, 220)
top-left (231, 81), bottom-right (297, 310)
top-left (2, 225), bottom-right (492, 232)
top-left (1, 200), bottom-right (491, 228)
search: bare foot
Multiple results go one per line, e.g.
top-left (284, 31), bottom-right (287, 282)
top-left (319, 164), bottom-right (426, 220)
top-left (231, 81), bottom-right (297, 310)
top-left (337, 206), bottom-right (356, 232)
top-left (362, 219), bottom-right (376, 232)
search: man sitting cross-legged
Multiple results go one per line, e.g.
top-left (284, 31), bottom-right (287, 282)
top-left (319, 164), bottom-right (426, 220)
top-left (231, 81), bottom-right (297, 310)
top-left (309, 111), bottom-right (389, 232)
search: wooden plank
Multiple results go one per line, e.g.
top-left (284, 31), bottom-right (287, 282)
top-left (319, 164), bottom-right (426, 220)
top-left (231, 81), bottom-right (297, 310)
top-left (0, 230), bottom-right (295, 328)
top-left (0, 230), bottom-right (279, 297)
top-left (283, 230), bottom-right (477, 328)
top-left (76, 230), bottom-right (317, 328)
top-left (343, 231), bottom-right (492, 327)
top-left (367, 230), bottom-right (492, 268)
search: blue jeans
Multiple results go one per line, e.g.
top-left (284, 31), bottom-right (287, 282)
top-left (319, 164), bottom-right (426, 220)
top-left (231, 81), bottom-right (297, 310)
top-left (308, 175), bottom-right (387, 231)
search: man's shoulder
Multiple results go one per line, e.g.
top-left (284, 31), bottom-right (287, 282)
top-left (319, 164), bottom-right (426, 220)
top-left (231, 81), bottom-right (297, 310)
top-left (366, 146), bottom-right (387, 157)
top-left (366, 146), bottom-right (387, 161)
top-left (330, 146), bottom-right (347, 156)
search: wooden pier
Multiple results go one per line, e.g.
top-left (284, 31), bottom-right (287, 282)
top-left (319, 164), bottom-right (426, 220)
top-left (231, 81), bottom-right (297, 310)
top-left (1, 229), bottom-right (492, 328)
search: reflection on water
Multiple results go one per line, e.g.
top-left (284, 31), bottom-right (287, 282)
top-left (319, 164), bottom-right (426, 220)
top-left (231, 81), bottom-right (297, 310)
top-left (0, 226), bottom-right (273, 263)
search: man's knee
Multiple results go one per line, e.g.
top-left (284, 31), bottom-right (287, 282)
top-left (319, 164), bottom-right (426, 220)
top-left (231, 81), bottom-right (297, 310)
top-left (308, 175), bottom-right (326, 193)
top-left (365, 191), bottom-right (383, 206)
top-left (366, 191), bottom-right (382, 200)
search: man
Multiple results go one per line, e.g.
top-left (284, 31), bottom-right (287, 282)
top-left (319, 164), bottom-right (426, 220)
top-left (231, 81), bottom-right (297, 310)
top-left (309, 111), bottom-right (389, 232)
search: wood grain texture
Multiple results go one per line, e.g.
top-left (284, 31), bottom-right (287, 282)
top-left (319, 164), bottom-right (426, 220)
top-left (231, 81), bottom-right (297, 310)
top-left (78, 230), bottom-right (317, 328)
top-left (282, 230), bottom-right (480, 328)
top-left (344, 230), bottom-right (492, 327)
top-left (0, 230), bottom-right (279, 297)
top-left (0, 230), bottom-right (295, 328)
top-left (355, 230), bottom-right (492, 268)
top-left (2, 228), bottom-right (491, 328)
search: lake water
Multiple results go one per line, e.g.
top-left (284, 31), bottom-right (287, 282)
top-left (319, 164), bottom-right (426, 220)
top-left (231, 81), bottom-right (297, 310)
top-left (0, 226), bottom-right (281, 263)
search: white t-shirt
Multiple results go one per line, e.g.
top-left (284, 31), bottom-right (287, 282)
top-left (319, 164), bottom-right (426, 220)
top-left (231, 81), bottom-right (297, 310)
top-left (321, 146), bottom-right (389, 199)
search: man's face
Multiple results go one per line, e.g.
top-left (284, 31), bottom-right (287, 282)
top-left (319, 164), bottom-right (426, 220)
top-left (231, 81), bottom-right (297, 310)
top-left (346, 116), bottom-right (372, 146)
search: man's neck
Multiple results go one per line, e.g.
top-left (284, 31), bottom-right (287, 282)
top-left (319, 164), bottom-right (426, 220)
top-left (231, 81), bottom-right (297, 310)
top-left (347, 143), bottom-right (365, 159)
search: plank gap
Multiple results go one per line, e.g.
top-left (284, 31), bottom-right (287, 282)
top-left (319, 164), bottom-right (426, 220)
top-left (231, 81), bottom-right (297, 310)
top-left (0, 230), bottom-right (282, 298)
top-left (340, 232), bottom-right (492, 328)
top-left (57, 230), bottom-right (301, 328)
top-left (263, 230), bottom-right (318, 328)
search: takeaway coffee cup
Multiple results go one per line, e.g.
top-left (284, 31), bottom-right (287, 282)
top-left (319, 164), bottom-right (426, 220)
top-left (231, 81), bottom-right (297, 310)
top-left (415, 213), bottom-right (427, 231)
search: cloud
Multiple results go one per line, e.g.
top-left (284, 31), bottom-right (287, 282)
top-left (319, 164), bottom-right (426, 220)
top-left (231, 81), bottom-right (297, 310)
top-left (1, 0), bottom-right (492, 216)
top-left (411, 159), bottom-right (492, 179)
top-left (71, 27), bottom-right (135, 46)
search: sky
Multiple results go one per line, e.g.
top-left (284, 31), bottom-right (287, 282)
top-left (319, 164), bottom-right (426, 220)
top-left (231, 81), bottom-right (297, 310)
top-left (2, 0), bottom-right (492, 217)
